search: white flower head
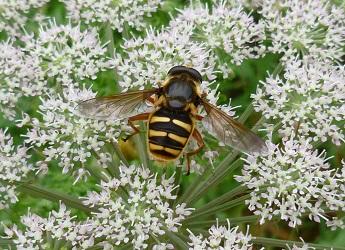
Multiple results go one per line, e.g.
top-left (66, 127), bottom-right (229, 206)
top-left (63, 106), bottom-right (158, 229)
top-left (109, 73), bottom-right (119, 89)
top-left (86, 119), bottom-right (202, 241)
top-left (260, 0), bottom-right (345, 61)
top-left (171, 1), bottom-right (266, 66)
top-left (252, 58), bottom-right (345, 145)
top-left (0, 0), bottom-right (49, 36)
top-left (3, 203), bottom-right (95, 249)
top-left (0, 129), bottom-right (32, 209)
top-left (20, 86), bottom-right (121, 180)
top-left (22, 20), bottom-right (116, 86)
top-left (0, 40), bottom-right (45, 120)
top-left (187, 219), bottom-right (253, 249)
top-left (236, 137), bottom-right (345, 228)
top-left (116, 23), bottom-right (217, 92)
top-left (62, 0), bottom-right (164, 32)
top-left (81, 164), bottom-right (194, 249)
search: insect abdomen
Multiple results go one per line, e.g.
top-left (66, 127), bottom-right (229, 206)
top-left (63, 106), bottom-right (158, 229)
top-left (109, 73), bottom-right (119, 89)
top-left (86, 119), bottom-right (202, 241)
top-left (148, 107), bottom-right (193, 161)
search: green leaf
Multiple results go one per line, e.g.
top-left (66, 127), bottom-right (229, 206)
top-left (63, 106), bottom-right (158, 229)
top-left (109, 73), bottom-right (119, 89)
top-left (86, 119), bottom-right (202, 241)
top-left (15, 182), bottom-right (96, 214)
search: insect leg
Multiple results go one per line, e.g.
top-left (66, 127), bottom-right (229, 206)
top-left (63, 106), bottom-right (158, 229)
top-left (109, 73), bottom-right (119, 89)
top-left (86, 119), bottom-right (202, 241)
top-left (123, 113), bottom-right (150, 141)
top-left (195, 114), bottom-right (204, 121)
top-left (185, 128), bottom-right (205, 175)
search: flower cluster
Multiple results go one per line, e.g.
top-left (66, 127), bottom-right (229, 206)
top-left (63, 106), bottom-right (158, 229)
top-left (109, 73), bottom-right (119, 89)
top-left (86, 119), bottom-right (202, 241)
top-left (236, 137), bottom-right (345, 228)
top-left (0, 129), bottom-right (32, 209)
top-left (82, 165), bottom-right (194, 248)
top-left (259, 0), bottom-right (345, 61)
top-left (20, 86), bottom-right (121, 181)
top-left (0, 21), bottom-right (116, 120)
top-left (3, 203), bottom-right (94, 249)
top-left (252, 58), bottom-right (345, 145)
top-left (115, 23), bottom-right (217, 91)
top-left (171, 2), bottom-right (266, 67)
top-left (22, 20), bottom-right (116, 86)
top-left (187, 220), bottom-right (253, 249)
top-left (0, 0), bottom-right (48, 36)
top-left (0, 40), bottom-right (45, 120)
top-left (61, 0), bottom-right (163, 32)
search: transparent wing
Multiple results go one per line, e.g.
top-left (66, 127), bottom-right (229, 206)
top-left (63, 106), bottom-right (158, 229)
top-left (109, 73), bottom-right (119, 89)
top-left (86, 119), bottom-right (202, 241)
top-left (76, 89), bottom-right (157, 120)
top-left (201, 99), bottom-right (267, 154)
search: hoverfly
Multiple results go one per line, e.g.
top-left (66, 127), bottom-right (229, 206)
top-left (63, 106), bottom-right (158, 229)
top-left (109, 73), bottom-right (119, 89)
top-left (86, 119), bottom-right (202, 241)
top-left (77, 66), bottom-right (266, 175)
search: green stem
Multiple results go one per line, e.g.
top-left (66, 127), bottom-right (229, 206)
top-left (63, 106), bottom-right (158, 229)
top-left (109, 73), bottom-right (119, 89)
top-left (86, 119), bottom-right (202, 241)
top-left (105, 23), bottom-right (115, 57)
top-left (134, 123), bottom-right (152, 170)
top-left (252, 237), bottom-right (345, 250)
top-left (186, 157), bottom-right (243, 206)
top-left (15, 182), bottom-right (96, 214)
top-left (179, 114), bottom-right (265, 206)
top-left (186, 215), bottom-right (259, 228)
top-left (184, 194), bottom-right (250, 222)
top-left (0, 239), bottom-right (15, 248)
top-left (92, 149), bottom-right (116, 178)
top-left (187, 185), bottom-right (248, 217)
top-left (112, 140), bottom-right (130, 167)
top-left (165, 231), bottom-right (188, 250)
top-left (84, 164), bottom-right (107, 182)
top-left (171, 166), bottom-right (182, 207)
top-left (272, 60), bottom-right (284, 77)
top-left (238, 102), bottom-right (254, 123)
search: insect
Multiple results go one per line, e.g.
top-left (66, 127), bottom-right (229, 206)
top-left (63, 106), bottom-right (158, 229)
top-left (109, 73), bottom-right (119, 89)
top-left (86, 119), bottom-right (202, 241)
top-left (77, 65), bottom-right (266, 175)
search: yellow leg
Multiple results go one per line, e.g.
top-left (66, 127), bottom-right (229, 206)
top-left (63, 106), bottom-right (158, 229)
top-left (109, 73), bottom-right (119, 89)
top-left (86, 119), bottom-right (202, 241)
top-left (123, 113), bottom-right (150, 141)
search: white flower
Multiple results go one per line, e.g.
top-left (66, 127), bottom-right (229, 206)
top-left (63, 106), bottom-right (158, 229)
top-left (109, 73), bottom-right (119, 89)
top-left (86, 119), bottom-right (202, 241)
top-left (0, 40), bottom-right (45, 120)
top-left (259, 0), bottom-right (345, 61)
top-left (3, 203), bottom-right (94, 249)
top-left (152, 243), bottom-right (174, 250)
top-left (61, 0), bottom-right (163, 32)
top-left (20, 86), bottom-right (121, 179)
top-left (81, 164), bottom-right (194, 249)
top-left (170, 1), bottom-right (266, 66)
top-left (187, 219), bottom-right (253, 249)
top-left (0, 129), bottom-right (32, 209)
top-left (116, 24), bottom-right (217, 92)
top-left (236, 137), bottom-right (345, 228)
top-left (252, 58), bottom-right (345, 145)
top-left (22, 20), bottom-right (116, 86)
top-left (0, 0), bottom-right (49, 36)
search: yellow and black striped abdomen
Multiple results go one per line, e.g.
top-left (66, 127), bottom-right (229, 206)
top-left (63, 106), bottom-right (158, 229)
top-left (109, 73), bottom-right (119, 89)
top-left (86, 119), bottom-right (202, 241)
top-left (148, 107), bottom-right (194, 161)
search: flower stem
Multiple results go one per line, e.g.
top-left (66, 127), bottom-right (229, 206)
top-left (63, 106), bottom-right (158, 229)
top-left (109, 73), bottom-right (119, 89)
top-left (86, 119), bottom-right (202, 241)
top-left (186, 185), bottom-right (248, 217)
top-left (238, 102), bottom-right (254, 123)
top-left (0, 239), bottom-right (14, 248)
top-left (183, 194), bottom-right (250, 223)
top-left (15, 181), bottom-right (96, 214)
top-left (171, 166), bottom-right (182, 207)
top-left (252, 237), bottom-right (345, 250)
top-left (134, 123), bottom-right (152, 170)
top-left (186, 215), bottom-right (259, 228)
top-left (184, 157), bottom-right (242, 206)
top-left (105, 23), bottom-right (115, 57)
top-left (165, 231), bottom-right (188, 250)
top-left (272, 60), bottom-right (284, 77)
top-left (112, 140), bottom-right (130, 167)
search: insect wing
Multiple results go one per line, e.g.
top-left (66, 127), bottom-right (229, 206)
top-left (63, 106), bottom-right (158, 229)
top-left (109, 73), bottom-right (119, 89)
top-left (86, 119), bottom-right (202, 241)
top-left (77, 89), bottom-right (157, 120)
top-left (201, 99), bottom-right (267, 154)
